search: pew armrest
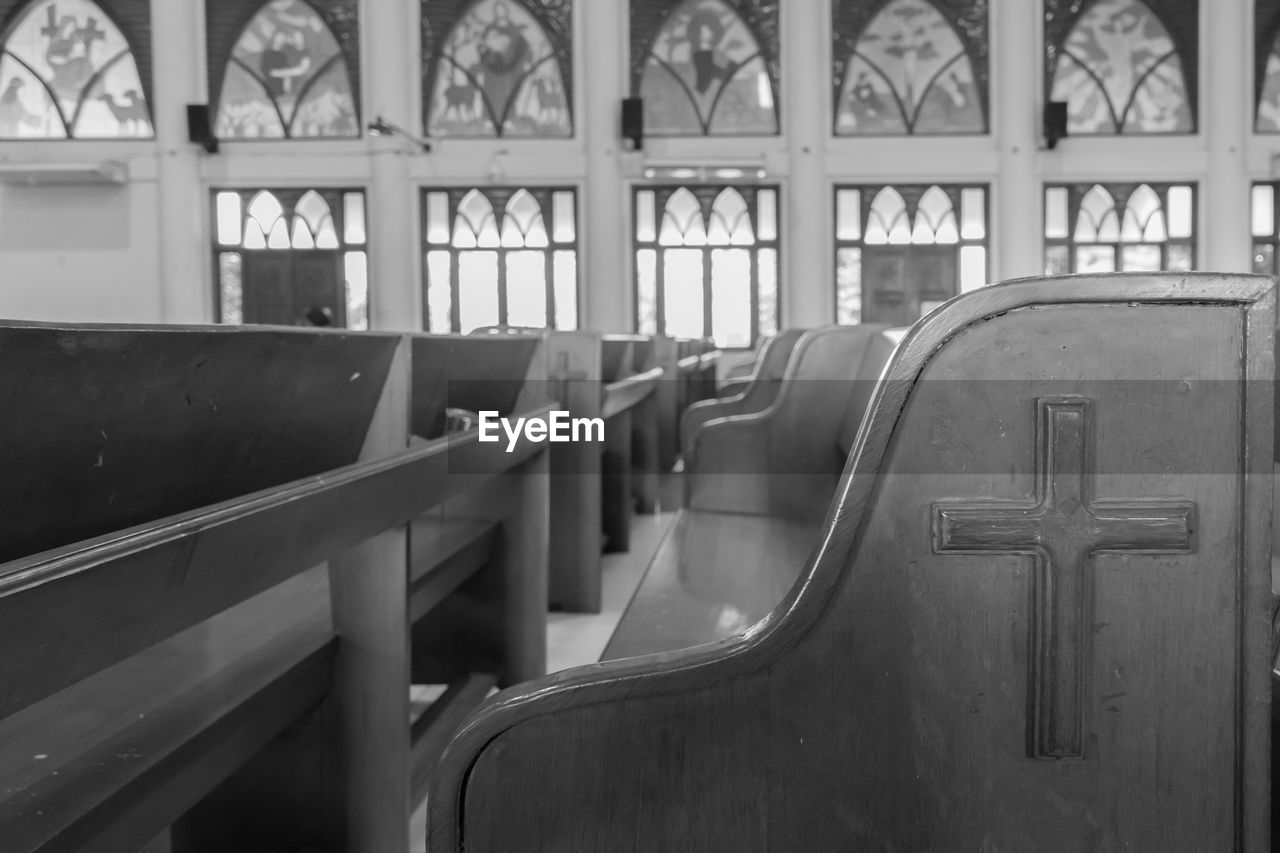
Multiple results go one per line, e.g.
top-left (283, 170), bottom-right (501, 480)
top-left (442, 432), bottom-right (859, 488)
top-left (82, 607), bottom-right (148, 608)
top-left (684, 414), bottom-right (773, 515)
top-left (679, 378), bottom-right (782, 463)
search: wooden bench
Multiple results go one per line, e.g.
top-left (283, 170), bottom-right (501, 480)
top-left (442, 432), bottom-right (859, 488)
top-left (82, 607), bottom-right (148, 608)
top-left (430, 273), bottom-right (1274, 852)
top-left (717, 333), bottom-right (775, 397)
top-left (654, 335), bottom-right (721, 471)
top-left (0, 323), bottom-right (552, 852)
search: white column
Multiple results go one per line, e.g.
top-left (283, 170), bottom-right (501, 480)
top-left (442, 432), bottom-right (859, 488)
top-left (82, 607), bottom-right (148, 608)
top-left (581, 0), bottom-right (627, 331)
top-left (994, 0), bottom-right (1041, 282)
top-left (151, 0), bottom-right (207, 322)
top-left (1203, 0), bottom-right (1249, 273)
top-left (783, 0), bottom-right (828, 326)
top-left (363, 0), bottom-right (420, 331)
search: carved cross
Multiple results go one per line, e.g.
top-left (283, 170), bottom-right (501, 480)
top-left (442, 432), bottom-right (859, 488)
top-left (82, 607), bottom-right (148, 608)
top-left (931, 397), bottom-right (1194, 759)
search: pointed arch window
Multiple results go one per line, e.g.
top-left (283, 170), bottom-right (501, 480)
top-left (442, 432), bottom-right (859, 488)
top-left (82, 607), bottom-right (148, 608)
top-left (833, 0), bottom-right (987, 136)
top-left (635, 184), bottom-right (779, 348)
top-left (1256, 5), bottom-right (1280, 132)
top-left (423, 187), bottom-right (578, 333)
top-left (632, 0), bottom-right (779, 136)
top-left (1043, 183), bottom-right (1195, 274)
top-left (214, 188), bottom-right (368, 329)
top-left (1045, 0), bottom-right (1194, 135)
top-left (835, 184), bottom-right (987, 326)
top-left (423, 0), bottom-right (572, 138)
top-left (211, 0), bottom-right (359, 139)
top-left (0, 0), bottom-right (153, 138)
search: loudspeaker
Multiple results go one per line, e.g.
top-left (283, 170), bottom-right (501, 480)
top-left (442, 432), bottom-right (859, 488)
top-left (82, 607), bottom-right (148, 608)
top-left (1044, 100), bottom-right (1068, 150)
top-left (187, 104), bottom-right (218, 154)
top-left (621, 97), bottom-right (643, 151)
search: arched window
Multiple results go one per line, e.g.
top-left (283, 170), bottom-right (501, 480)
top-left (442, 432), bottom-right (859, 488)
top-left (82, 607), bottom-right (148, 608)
top-left (0, 0), bottom-right (152, 138)
top-left (214, 188), bottom-right (368, 328)
top-left (634, 184), bottom-right (779, 348)
top-left (1257, 21), bottom-right (1280, 132)
top-left (633, 0), bottom-right (779, 136)
top-left (424, 0), bottom-right (572, 138)
top-left (213, 0), bottom-right (358, 139)
top-left (834, 184), bottom-right (987, 326)
top-left (1046, 0), bottom-right (1193, 135)
top-left (423, 187), bottom-right (579, 333)
top-left (1043, 183), bottom-right (1195, 274)
top-left (833, 0), bottom-right (987, 136)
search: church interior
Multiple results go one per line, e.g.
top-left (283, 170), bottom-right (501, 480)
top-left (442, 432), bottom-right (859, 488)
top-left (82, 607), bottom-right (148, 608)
top-left (1, 0), bottom-right (1279, 851)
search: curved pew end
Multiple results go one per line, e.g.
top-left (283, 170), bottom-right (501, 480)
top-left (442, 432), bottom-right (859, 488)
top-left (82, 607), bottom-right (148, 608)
top-left (429, 273), bottom-right (1276, 853)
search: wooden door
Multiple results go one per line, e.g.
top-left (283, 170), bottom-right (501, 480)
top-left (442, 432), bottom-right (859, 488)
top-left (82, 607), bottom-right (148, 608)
top-left (241, 252), bottom-right (345, 327)
top-left (862, 246), bottom-right (958, 325)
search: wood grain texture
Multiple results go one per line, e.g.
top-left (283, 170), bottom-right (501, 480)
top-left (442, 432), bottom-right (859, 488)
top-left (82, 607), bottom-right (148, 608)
top-left (409, 335), bottom-right (543, 438)
top-left (428, 273), bottom-right (1275, 853)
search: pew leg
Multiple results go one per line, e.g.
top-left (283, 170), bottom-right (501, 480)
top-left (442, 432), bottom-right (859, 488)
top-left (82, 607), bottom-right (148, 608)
top-left (632, 396), bottom-right (659, 515)
top-left (498, 452), bottom-right (549, 685)
top-left (602, 411), bottom-right (632, 553)
top-left (548, 438), bottom-right (602, 613)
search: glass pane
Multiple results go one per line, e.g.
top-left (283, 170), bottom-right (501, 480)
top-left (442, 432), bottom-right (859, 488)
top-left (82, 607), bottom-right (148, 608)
top-left (552, 191), bottom-right (576, 242)
top-left (295, 191), bottom-right (330, 235)
top-left (757, 189), bottom-right (777, 241)
top-left (457, 251), bottom-right (500, 332)
top-left (426, 250), bottom-right (453, 333)
top-left (835, 248), bottom-right (862, 325)
top-left (1044, 245), bottom-right (1070, 276)
top-left (426, 0), bottom-right (571, 138)
top-left (1049, 0), bottom-right (1191, 135)
top-left (866, 187), bottom-right (909, 245)
top-left (505, 250), bottom-right (547, 328)
top-left (640, 0), bottom-right (777, 136)
top-left (1044, 187), bottom-right (1069, 239)
top-left (0, 0), bottom-right (153, 139)
top-left (660, 188), bottom-right (707, 246)
top-left (344, 193), bottom-right (367, 244)
top-left (636, 248), bottom-right (658, 335)
top-left (267, 217), bottom-right (290, 249)
top-left (708, 188), bottom-right (752, 246)
top-left (1252, 185), bottom-right (1275, 238)
top-left (663, 248), bottom-right (705, 339)
top-left (217, 192), bottom-right (242, 246)
top-left (960, 188), bottom-right (985, 240)
top-left (1166, 185), bottom-right (1193, 238)
top-left (757, 248), bottom-right (777, 337)
top-left (502, 190), bottom-right (548, 248)
top-left (959, 245), bottom-right (986, 293)
top-left (291, 217), bottom-right (315, 249)
top-left (1121, 185), bottom-right (1160, 242)
top-left (1261, 36), bottom-right (1280, 132)
top-left (344, 251), bottom-right (368, 331)
top-left (635, 191), bottom-right (657, 243)
top-left (1075, 185), bottom-right (1117, 242)
top-left (1076, 245), bottom-right (1116, 273)
top-left (1253, 244), bottom-right (1276, 275)
top-left (710, 248), bottom-right (751, 349)
top-left (1165, 243), bottom-right (1193, 271)
top-left (219, 252), bottom-right (243, 324)
top-left (315, 215), bottom-right (339, 249)
top-left (426, 192), bottom-right (451, 244)
top-left (914, 187), bottom-right (955, 245)
top-left (1121, 244), bottom-right (1161, 272)
top-left (836, 189), bottom-right (861, 240)
top-left (243, 219), bottom-right (267, 250)
top-left (835, 0), bottom-right (984, 136)
top-left (553, 250), bottom-right (577, 330)
top-left (455, 190), bottom-right (499, 248)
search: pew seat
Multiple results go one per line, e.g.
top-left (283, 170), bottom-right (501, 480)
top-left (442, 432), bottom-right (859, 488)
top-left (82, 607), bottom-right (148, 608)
top-left (602, 512), bottom-right (819, 660)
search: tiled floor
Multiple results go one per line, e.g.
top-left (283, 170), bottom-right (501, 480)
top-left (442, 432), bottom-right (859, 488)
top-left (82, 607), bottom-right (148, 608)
top-left (409, 505), bottom-right (678, 852)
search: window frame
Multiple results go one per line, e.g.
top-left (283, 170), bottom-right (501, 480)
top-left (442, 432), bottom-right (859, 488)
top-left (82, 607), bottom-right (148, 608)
top-left (1042, 181), bottom-right (1198, 274)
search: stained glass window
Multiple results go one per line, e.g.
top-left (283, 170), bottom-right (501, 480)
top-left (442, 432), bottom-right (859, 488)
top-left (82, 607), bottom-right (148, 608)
top-left (1045, 0), bottom-right (1194, 135)
top-left (423, 187), bottom-right (578, 333)
top-left (1250, 183), bottom-right (1280, 273)
top-left (1043, 183), bottom-right (1195, 274)
top-left (635, 185), bottom-right (779, 348)
top-left (834, 185), bottom-right (987, 326)
top-left (213, 0), bottom-right (359, 139)
top-left (1257, 2), bottom-right (1280, 132)
top-left (833, 0), bottom-right (987, 136)
top-left (0, 0), bottom-right (152, 138)
top-left (632, 0), bottom-right (779, 136)
top-left (423, 0), bottom-right (572, 138)
top-left (213, 188), bottom-right (368, 329)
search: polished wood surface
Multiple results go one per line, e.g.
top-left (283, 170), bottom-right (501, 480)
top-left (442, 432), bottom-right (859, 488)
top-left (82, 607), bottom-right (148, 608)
top-left (603, 511), bottom-right (819, 661)
top-left (684, 324), bottom-right (895, 520)
top-left (409, 334), bottom-right (543, 438)
top-left (430, 274), bottom-right (1275, 852)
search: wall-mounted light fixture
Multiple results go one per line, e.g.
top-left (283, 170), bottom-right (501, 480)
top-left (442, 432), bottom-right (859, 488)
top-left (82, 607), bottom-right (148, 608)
top-left (641, 162), bottom-right (768, 182)
top-left (367, 115), bottom-right (433, 152)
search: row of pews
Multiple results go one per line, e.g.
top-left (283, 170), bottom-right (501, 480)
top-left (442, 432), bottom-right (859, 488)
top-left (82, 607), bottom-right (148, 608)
top-left (429, 273), bottom-right (1277, 852)
top-left (0, 323), bottom-right (717, 852)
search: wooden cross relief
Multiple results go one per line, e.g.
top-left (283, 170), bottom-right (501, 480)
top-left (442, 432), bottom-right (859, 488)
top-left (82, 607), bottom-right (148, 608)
top-left (931, 397), bottom-right (1195, 760)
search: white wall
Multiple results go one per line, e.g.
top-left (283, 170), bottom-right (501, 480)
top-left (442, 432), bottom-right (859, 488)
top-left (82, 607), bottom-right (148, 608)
top-left (0, 0), bottom-right (1267, 329)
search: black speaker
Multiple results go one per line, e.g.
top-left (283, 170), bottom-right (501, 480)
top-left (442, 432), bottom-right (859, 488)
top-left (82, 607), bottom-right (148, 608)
top-left (187, 103), bottom-right (218, 153)
top-left (621, 97), bottom-right (643, 151)
top-left (1044, 100), bottom-right (1068, 150)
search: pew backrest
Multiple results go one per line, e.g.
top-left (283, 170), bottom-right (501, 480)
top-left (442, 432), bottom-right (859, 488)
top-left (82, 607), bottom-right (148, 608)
top-left (409, 335), bottom-right (546, 439)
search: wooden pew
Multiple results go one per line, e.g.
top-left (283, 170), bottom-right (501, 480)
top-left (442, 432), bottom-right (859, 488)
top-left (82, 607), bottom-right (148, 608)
top-left (654, 336), bottom-right (721, 471)
top-left (0, 322), bottom-right (551, 853)
top-left (717, 333), bottom-right (774, 397)
top-left (679, 327), bottom-right (804, 458)
top-left (430, 273), bottom-right (1274, 852)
